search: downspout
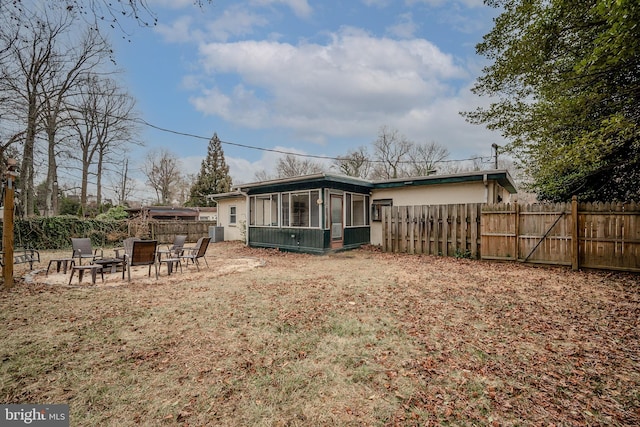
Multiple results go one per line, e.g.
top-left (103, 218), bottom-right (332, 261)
top-left (239, 189), bottom-right (249, 246)
top-left (483, 174), bottom-right (489, 203)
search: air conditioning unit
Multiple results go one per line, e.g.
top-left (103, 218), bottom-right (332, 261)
top-left (208, 226), bottom-right (224, 242)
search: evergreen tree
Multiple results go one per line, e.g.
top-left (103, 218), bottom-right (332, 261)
top-left (186, 133), bottom-right (232, 206)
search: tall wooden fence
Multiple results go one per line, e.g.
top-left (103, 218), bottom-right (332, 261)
top-left (381, 204), bottom-right (482, 258)
top-left (482, 199), bottom-right (640, 272)
top-left (381, 200), bottom-right (640, 272)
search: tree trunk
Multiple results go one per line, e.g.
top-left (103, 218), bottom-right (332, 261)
top-left (20, 95), bottom-right (37, 217)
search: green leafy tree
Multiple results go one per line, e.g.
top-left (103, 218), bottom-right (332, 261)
top-left (95, 205), bottom-right (128, 221)
top-left (186, 133), bottom-right (232, 206)
top-left (465, 0), bottom-right (640, 202)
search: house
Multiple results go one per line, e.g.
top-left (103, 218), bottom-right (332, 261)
top-left (210, 170), bottom-right (517, 254)
top-left (197, 206), bottom-right (218, 222)
top-left (126, 206), bottom-right (200, 221)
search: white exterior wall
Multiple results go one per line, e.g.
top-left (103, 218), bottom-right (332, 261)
top-left (216, 197), bottom-right (247, 242)
top-left (369, 181), bottom-right (511, 246)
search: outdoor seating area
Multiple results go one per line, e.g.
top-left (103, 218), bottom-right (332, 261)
top-left (37, 235), bottom-right (210, 285)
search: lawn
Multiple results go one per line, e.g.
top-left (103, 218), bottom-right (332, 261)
top-left (1, 241), bottom-right (639, 426)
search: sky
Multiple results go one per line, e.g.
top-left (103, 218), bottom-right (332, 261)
top-left (109, 0), bottom-right (504, 197)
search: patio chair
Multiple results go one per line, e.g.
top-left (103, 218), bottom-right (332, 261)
top-left (179, 236), bottom-right (210, 271)
top-left (114, 237), bottom-right (137, 260)
top-left (71, 238), bottom-right (103, 265)
top-left (122, 239), bottom-right (158, 282)
top-left (158, 235), bottom-right (187, 260)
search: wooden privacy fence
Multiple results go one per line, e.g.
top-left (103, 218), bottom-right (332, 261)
top-left (481, 198), bottom-right (640, 272)
top-left (381, 204), bottom-right (482, 258)
top-left (144, 221), bottom-right (217, 244)
top-left (381, 199), bottom-right (639, 272)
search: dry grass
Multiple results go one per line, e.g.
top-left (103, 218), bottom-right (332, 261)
top-left (1, 241), bottom-right (639, 426)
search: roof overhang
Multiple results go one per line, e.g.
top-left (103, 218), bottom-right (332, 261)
top-left (207, 191), bottom-right (245, 201)
top-left (372, 170), bottom-right (518, 194)
top-left (235, 173), bottom-right (373, 195)
top-left (207, 170), bottom-right (517, 200)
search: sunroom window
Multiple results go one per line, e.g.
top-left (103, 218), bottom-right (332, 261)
top-left (250, 194), bottom-right (279, 226)
top-left (281, 191), bottom-right (320, 228)
top-left (345, 193), bottom-right (369, 226)
top-left (291, 193), bottom-right (309, 227)
top-left (352, 194), bottom-right (368, 226)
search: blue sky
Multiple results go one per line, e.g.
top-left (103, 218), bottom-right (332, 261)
top-left (110, 0), bottom-right (502, 192)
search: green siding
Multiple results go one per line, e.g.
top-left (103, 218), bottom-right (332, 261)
top-left (344, 227), bottom-right (370, 249)
top-left (249, 227), bottom-right (369, 253)
top-left (249, 227), bottom-right (327, 254)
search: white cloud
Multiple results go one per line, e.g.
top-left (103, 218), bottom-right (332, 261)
top-left (394, 83), bottom-right (505, 159)
top-left (155, 6), bottom-right (269, 43)
top-left (250, 0), bottom-right (313, 18)
top-left (406, 0), bottom-right (485, 7)
top-left (386, 13), bottom-right (418, 39)
top-left (148, 0), bottom-right (195, 9)
top-left (203, 146), bottom-right (332, 185)
top-left (205, 6), bottom-right (270, 42)
top-left (361, 0), bottom-right (391, 7)
top-left (191, 29), bottom-right (466, 144)
top-left (155, 15), bottom-right (196, 43)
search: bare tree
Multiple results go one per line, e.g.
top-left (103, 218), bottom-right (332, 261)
top-left (0, 5), bottom-right (112, 216)
top-left (142, 149), bottom-right (183, 205)
top-left (276, 154), bottom-right (325, 178)
top-left (68, 73), bottom-right (135, 214)
top-left (333, 146), bottom-right (371, 179)
top-left (110, 158), bottom-right (136, 205)
top-left (407, 141), bottom-right (449, 176)
top-left (370, 126), bottom-right (412, 180)
top-left (253, 169), bottom-right (273, 182)
top-left (2, 0), bottom-right (211, 42)
top-left (82, 76), bottom-right (138, 207)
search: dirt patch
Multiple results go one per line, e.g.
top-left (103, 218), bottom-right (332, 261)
top-left (1, 241), bottom-right (639, 426)
top-left (26, 252), bottom-right (264, 288)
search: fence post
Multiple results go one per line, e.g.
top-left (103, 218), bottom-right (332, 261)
top-left (571, 195), bottom-right (579, 271)
top-left (2, 159), bottom-right (17, 289)
top-left (514, 202), bottom-right (520, 261)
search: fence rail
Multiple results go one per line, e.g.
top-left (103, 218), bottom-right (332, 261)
top-left (382, 199), bottom-right (640, 273)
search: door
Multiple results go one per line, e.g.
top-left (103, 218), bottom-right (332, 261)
top-left (330, 194), bottom-right (343, 249)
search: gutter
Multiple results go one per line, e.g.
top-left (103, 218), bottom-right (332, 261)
top-left (238, 189), bottom-right (249, 246)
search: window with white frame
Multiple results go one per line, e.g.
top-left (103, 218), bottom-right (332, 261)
top-left (344, 193), bottom-right (369, 226)
top-left (351, 194), bottom-right (368, 226)
top-left (229, 206), bottom-right (237, 225)
top-left (250, 194), bottom-right (279, 226)
top-left (281, 190), bottom-right (320, 228)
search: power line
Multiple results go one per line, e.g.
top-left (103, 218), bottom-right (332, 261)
top-left (134, 118), bottom-right (492, 165)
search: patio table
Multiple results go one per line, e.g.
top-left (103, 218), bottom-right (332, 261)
top-left (93, 258), bottom-right (124, 274)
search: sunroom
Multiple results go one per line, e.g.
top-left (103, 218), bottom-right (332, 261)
top-left (238, 174), bottom-right (373, 254)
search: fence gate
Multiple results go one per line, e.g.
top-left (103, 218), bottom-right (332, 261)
top-left (481, 202), bottom-right (572, 266)
top-left (481, 199), bottom-right (640, 272)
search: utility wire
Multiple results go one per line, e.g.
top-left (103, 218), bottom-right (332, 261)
top-left (134, 118), bottom-right (492, 165)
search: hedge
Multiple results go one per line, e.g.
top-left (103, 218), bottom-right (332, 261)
top-left (0, 216), bottom-right (130, 250)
